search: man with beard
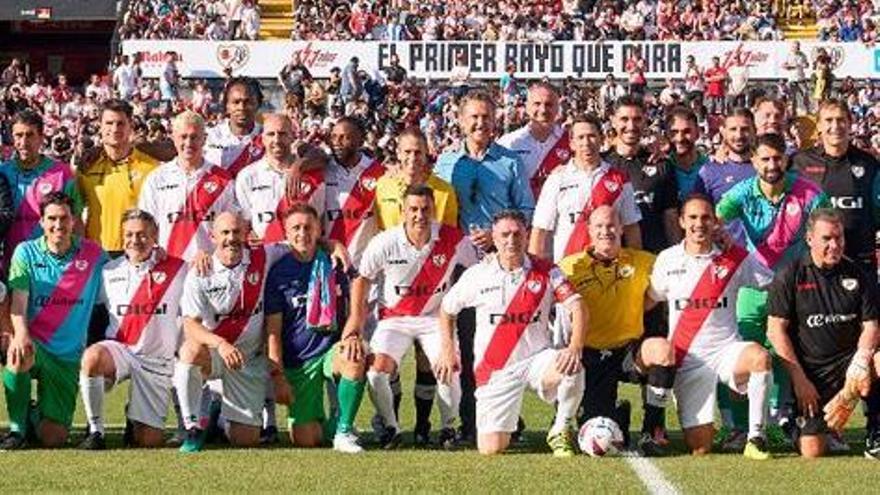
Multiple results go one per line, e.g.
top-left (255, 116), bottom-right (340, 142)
top-left (716, 134), bottom-right (829, 449)
top-left (205, 77), bottom-right (265, 178)
top-left (792, 99), bottom-right (880, 273)
top-left (498, 82), bottom-right (571, 201)
top-left (435, 90), bottom-right (534, 442)
top-left (694, 108), bottom-right (758, 247)
top-left (559, 205), bottom-right (676, 456)
top-left (235, 114), bottom-right (326, 244)
top-left (666, 107), bottom-right (708, 201)
top-left (603, 96), bottom-right (680, 253)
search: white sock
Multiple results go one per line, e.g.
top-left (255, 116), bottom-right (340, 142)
top-left (173, 362), bottom-right (204, 430)
top-left (80, 375), bottom-right (107, 435)
top-left (747, 371), bottom-right (772, 441)
top-left (436, 374), bottom-right (461, 429)
top-left (367, 370), bottom-right (398, 430)
top-left (550, 371), bottom-right (586, 436)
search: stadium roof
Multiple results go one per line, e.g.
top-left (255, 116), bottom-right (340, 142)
top-left (0, 0), bottom-right (118, 21)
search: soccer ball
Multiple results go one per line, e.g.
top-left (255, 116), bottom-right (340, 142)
top-left (578, 417), bottom-right (624, 457)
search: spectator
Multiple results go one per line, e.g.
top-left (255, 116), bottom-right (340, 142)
top-left (727, 52), bottom-right (750, 109)
top-left (625, 50), bottom-right (647, 95)
top-left (239, 0), bottom-right (261, 40)
top-left (278, 52), bottom-right (313, 103)
top-left (599, 73), bottom-right (627, 115)
top-left (340, 57), bottom-right (362, 104)
top-left (782, 41), bottom-right (810, 116)
top-left (812, 47), bottom-right (835, 106)
top-left (112, 55), bottom-right (140, 101)
top-left (704, 56), bottom-right (729, 115)
top-left (159, 52), bottom-right (180, 103)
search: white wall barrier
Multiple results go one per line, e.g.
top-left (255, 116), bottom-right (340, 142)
top-left (121, 40), bottom-right (880, 81)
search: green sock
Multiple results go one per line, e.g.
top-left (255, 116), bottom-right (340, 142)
top-left (3, 369), bottom-right (32, 435)
top-left (731, 396), bottom-right (749, 431)
top-left (336, 377), bottom-right (366, 435)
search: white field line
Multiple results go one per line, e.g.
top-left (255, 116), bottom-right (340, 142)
top-left (621, 450), bottom-right (682, 495)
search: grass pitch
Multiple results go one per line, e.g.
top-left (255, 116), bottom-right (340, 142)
top-left (2, 355), bottom-right (879, 494)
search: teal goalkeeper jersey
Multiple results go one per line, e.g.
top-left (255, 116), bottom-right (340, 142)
top-left (7, 236), bottom-right (108, 361)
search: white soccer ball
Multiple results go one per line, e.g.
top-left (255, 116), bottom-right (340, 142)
top-left (578, 417), bottom-right (624, 457)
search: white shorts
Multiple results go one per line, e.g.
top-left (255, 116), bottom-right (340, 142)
top-left (100, 340), bottom-right (173, 430)
top-left (208, 350), bottom-right (268, 428)
top-left (475, 349), bottom-right (569, 434)
top-left (674, 341), bottom-right (752, 429)
top-left (370, 316), bottom-right (450, 367)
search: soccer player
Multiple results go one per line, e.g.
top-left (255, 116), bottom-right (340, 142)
top-left (236, 113), bottom-right (325, 244)
top-left (791, 99), bottom-right (880, 272)
top-left (264, 204), bottom-right (366, 454)
top-left (353, 185), bottom-right (476, 449)
top-left (530, 113), bottom-right (642, 262)
top-left (603, 96), bottom-right (680, 252)
top-left (205, 77), bottom-right (265, 178)
top-left (322, 117), bottom-right (384, 268)
top-left (0, 110), bottom-right (82, 267)
top-left (436, 210), bottom-right (585, 456)
top-left (77, 99), bottom-right (158, 256)
top-left (693, 108), bottom-right (757, 246)
top-left (138, 110), bottom-right (238, 262)
top-left (665, 107), bottom-right (708, 200)
top-left (497, 82), bottom-right (570, 200)
top-left (716, 133), bottom-right (829, 445)
top-left (434, 89), bottom-right (535, 442)
top-left (78, 209), bottom-right (187, 449)
top-left (373, 128), bottom-right (458, 445)
top-left (1, 192), bottom-right (107, 450)
top-left (649, 195), bottom-right (775, 459)
top-left (173, 212), bottom-right (287, 452)
top-left (559, 205), bottom-right (676, 456)
top-left (767, 208), bottom-right (880, 459)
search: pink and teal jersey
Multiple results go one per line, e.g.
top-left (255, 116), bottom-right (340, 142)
top-left (7, 236), bottom-right (108, 361)
top-left (0, 156), bottom-right (83, 266)
top-left (716, 173), bottom-right (829, 270)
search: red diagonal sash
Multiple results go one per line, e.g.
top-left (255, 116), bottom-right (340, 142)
top-left (30, 239), bottom-right (103, 344)
top-left (214, 247), bottom-right (267, 345)
top-left (115, 256), bottom-right (185, 346)
top-left (328, 160), bottom-right (384, 247)
top-left (474, 258), bottom-right (551, 387)
top-left (263, 168), bottom-right (324, 243)
top-left (166, 166), bottom-right (231, 258)
top-left (379, 225), bottom-right (464, 319)
top-left (530, 131), bottom-right (570, 199)
top-left (563, 167), bottom-right (627, 256)
top-left (227, 134), bottom-right (264, 178)
top-left (672, 246), bottom-right (748, 367)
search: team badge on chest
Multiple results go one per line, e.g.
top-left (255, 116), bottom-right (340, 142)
top-left (786, 202), bottom-right (801, 216)
top-left (152, 271), bottom-right (167, 284)
top-left (713, 265), bottom-right (730, 280)
top-left (556, 148), bottom-right (570, 160)
top-left (74, 259), bottom-right (89, 271)
top-left (644, 166), bottom-right (657, 177)
top-left (203, 181), bottom-right (218, 193)
top-left (604, 180), bottom-right (619, 193)
top-left (841, 278), bottom-right (858, 291)
top-left (432, 253), bottom-right (447, 267)
top-left (247, 272), bottom-right (261, 285)
top-left (362, 178), bottom-right (377, 191)
top-left (852, 166), bottom-right (865, 178)
top-left (618, 264), bottom-right (635, 278)
top-left (38, 182), bottom-right (53, 195)
top-left (526, 279), bottom-right (544, 294)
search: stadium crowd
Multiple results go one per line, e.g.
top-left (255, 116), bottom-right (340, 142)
top-left (2, 0), bottom-right (880, 463)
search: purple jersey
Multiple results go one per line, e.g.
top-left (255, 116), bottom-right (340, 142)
top-left (693, 159), bottom-right (755, 247)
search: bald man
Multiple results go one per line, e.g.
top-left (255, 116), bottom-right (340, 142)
top-left (173, 211), bottom-right (288, 453)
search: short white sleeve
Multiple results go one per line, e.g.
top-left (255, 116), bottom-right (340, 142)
top-left (532, 171), bottom-right (561, 231)
top-left (648, 252), bottom-right (669, 302)
top-left (181, 268), bottom-right (208, 320)
top-left (441, 265), bottom-right (481, 316)
top-left (357, 230), bottom-right (390, 281)
top-left (234, 170), bottom-right (254, 221)
top-left (617, 182), bottom-right (643, 226)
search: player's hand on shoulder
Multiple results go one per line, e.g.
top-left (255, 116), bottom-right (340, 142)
top-left (193, 250), bottom-right (213, 276)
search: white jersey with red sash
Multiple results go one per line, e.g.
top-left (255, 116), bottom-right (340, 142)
top-left (648, 243), bottom-right (773, 371)
top-left (138, 159), bottom-right (238, 262)
top-left (205, 120), bottom-right (264, 178)
top-left (498, 124), bottom-right (571, 200)
top-left (324, 154), bottom-right (384, 266)
top-left (235, 159), bottom-right (326, 243)
top-left (100, 252), bottom-right (187, 359)
top-left (359, 222), bottom-right (477, 319)
top-left (532, 161), bottom-right (641, 261)
top-left (441, 255), bottom-right (579, 387)
top-left (181, 244), bottom-right (288, 358)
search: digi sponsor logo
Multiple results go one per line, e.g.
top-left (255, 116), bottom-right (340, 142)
top-left (489, 310), bottom-right (542, 325)
top-left (674, 296), bottom-right (728, 311)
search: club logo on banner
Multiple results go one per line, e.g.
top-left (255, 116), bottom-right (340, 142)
top-left (217, 44), bottom-right (250, 72)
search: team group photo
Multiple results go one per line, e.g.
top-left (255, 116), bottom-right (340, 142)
top-left (1, 0), bottom-right (880, 492)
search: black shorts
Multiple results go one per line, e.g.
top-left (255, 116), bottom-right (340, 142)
top-left (795, 364), bottom-right (847, 436)
top-left (582, 340), bottom-right (643, 420)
